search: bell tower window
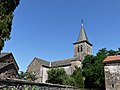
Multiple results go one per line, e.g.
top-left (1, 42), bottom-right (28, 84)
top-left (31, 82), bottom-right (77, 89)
top-left (77, 45), bottom-right (80, 52)
top-left (80, 45), bottom-right (83, 52)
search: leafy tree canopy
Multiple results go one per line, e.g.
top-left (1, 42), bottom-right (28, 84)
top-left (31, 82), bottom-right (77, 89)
top-left (0, 0), bottom-right (20, 51)
top-left (46, 66), bottom-right (84, 88)
top-left (46, 67), bottom-right (67, 84)
top-left (82, 48), bottom-right (119, 88)
top-left (71, 66), bottom-right (84, 88)
top-left (63, 75), bottom-right (75, 86)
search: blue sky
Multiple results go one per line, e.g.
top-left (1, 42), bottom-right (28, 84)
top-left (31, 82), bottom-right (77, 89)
top-left (3, 0), bottom-right (120, 71)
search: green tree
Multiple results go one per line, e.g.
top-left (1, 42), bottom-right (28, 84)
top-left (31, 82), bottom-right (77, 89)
top-left (71, 66), bottom-right (84, 88)
top-left (0, 0), bottom-right (20, 50)
top-left (18, 71), bottom-right (25, 79)
top-left (46, 67), bottom-right (67, 84)
top-left (47, 66), bottom-right (84, 88)
top-left (82, 48), bottom-right (119, 88)
top-left (63, 75), bottom-right (75, 86)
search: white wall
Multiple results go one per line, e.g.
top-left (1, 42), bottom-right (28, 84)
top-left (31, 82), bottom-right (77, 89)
top-left (42, 67), bottom-right (49, 83)
top-left (62, 66), bottom-right (72, 75)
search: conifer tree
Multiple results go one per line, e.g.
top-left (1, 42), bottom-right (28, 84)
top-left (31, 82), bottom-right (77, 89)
top-left (0, 0), bottom-right (20, 50)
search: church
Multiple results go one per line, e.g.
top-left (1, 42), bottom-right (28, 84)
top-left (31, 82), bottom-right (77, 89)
top-left (27, 21), bottom-right (92, 83)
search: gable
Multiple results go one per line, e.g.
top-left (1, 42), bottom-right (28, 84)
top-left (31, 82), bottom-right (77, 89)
top-left (0, 52), bottom-right (19, 71)
top-left (27, 58), bottom-right (41, 72)
top-left (0, 63), bottom-right (18, 74)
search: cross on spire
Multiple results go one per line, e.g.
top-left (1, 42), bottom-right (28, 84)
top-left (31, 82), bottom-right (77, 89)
top-left (81, 19), bottom-right (84, 26)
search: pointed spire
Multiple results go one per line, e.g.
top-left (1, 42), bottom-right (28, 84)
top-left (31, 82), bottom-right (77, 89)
top-left (77, 20), bottom-right (88, 42)
top-left (73, 20), bottom-right (92, 46)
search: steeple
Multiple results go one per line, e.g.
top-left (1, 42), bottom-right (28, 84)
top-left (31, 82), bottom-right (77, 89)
top-left (77, 20), bottom-right (88, 42)
top-left (73, 20), bottom-right (92, 62)
top-left (74, 20), bottom-right (92, 46)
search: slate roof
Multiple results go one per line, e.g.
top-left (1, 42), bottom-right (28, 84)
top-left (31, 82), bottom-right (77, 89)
top-left (73, 22), bottom-right (92, 46)
top-left (77, 24), bottom-right (88, 42)
top-left (103, 55), bottom-right (120, 63)
top-left (51, 58), bottom-right (76, 67)
top-left (29, 57), bottom-right (77, 67)
top-left (35, 57), bottom-right (50, 67)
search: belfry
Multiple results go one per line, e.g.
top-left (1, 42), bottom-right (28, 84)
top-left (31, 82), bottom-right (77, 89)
top-left (73, 20), bottom-right (92, 62)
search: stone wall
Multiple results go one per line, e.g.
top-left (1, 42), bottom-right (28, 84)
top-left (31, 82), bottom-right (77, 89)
top-left (0, 78), bottom-right (75, 90)
top-left (104, 63), bottom-right (120, 90)
top-left (0, 78), bottom-right (102, 90)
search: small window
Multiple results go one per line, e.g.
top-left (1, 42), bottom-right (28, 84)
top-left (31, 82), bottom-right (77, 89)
top-left (77, 45), bottom-right (80, 52)
top-left (80, 45), bottom-right (83, 52)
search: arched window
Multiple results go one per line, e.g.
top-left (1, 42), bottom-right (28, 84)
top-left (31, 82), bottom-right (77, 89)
top-left (77, 45), bottom-right (80, 52)
top-left (80, 45), bottom-right (83, 52)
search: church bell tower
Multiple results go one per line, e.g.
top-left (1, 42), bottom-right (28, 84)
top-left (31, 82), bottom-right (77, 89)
top-left (73, 20), bottom-right (92, 62)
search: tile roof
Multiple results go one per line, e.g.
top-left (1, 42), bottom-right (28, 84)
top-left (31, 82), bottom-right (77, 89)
top-left (103, 55), bottom-right (120, 63)
top-left (51, 58), bottom-right (75, 67)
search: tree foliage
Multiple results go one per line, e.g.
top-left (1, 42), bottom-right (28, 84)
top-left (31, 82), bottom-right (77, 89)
top-left (71, 66), bottom-right (84, 88)
top-left (63, 75), bottom-right (75, 86)
top-left (0, 0), bottom-right (20, 50)
top-left (46, 67), bottom-right (84, 88)
top-left (46, 67), bottom-right (67, 84)
top-left (18, 71), bottom-right (37, 81)
top-left (82, 48), bottom-right (119, 88)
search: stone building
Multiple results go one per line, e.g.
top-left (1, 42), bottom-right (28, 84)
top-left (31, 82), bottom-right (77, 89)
top-left (27, 21), bottom-right (92, 83)
top-left (0, 52), bottom-right (19, 78)
top-left (103, 55), bottom-right (120, 90)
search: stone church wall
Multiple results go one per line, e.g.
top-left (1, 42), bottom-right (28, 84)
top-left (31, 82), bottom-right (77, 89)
top-left (27, 59), bottom-right (42, 82)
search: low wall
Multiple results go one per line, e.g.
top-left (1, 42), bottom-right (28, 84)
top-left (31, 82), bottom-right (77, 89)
top-left (0, 78), bottom-right (75, 90)
top-left (0, 78), bottom-right (104, 90)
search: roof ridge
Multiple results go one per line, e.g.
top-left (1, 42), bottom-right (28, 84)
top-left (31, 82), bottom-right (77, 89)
top-left (52, 58), bottom-right (75, 63)
top-left (1, 52), bottom-right (11, 53)
top-left (35, 57), bottom-right (49, 62)
top-left (108, 55), bottom-right (120, 57)
top-left (103, 55), bottom-right (120, 63)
